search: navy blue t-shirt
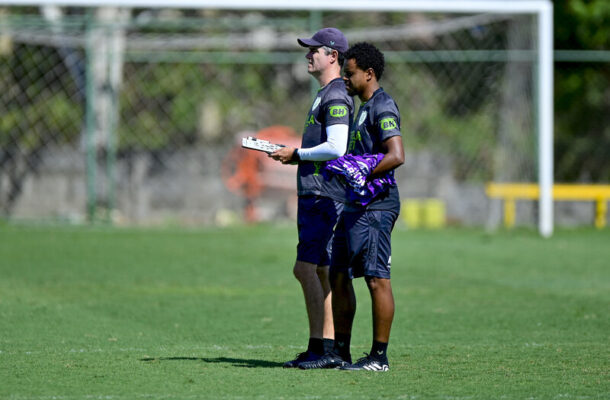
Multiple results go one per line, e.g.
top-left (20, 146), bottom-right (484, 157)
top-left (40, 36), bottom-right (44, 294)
top-left (297, 77), bottom-right (354, 202)
top-left (346, 87), bottom-right (401, 211)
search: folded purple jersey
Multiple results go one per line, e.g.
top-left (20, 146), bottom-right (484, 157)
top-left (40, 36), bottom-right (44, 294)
top-left (324, 154), bottom-right (396, 206)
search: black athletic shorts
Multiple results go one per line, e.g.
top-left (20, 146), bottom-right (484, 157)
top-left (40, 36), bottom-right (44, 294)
top-left (296, 195), bottom-right (343, 266)
top-left (331, 209), bottom-right (398, 279)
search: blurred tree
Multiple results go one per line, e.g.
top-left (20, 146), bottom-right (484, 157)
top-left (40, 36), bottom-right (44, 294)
top-left (554, 0), bottom-right (610, 181)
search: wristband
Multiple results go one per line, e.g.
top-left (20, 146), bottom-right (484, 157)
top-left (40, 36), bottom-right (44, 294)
top-left (292, 148), bottom-right (301, 162)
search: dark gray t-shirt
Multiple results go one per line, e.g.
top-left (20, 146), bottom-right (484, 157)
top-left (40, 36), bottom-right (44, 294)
top-left (346, 87), bottom-right (401, 211)
top-left (297, 78), bottom-right (354, 202)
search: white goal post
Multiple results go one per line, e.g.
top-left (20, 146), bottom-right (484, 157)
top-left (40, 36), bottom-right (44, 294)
top-left (0, 0), bottom-right (554, 236)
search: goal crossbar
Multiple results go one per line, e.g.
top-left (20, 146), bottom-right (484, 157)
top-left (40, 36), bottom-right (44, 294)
top-left (0, 0), bottom-right (550, 13)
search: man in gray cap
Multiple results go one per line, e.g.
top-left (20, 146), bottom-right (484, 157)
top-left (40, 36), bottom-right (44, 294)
top-left (270, 28), bottom-right (353, 368)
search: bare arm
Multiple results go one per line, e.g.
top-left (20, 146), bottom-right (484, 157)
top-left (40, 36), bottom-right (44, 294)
top-left (369, 135), bottom-right (404, 179)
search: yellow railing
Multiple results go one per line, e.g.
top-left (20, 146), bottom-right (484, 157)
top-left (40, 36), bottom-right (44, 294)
top-left (485, 183), bottom-right (610, 229)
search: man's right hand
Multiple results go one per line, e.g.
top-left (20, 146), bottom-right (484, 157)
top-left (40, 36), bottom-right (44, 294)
top-left (270, 146), bottom-right (298, 164)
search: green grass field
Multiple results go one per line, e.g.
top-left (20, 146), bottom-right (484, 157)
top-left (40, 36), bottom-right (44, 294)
top-left (0, 224), bottom-right (608, 399)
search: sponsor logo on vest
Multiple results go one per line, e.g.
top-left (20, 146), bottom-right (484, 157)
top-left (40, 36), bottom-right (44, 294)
top-left (348, 130), bottom-right (362, 152)
top-left (329, 105), bottom-right (348, 118)
top-left (313, 161), bottom-right (322, 176)
top-left (304, 114), bottom-right (315, 128)
top-left (358, 110), bottom-right (368, 126)
top-left (380, 117), bottom-right (397, 131)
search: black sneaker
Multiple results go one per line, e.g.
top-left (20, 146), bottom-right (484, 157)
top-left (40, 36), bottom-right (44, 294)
top-left (298, 351), bottom-right (351, 370)
top-left (340, 353), bottom-right (389, 371)
top-left (283, 351), bottom-right (321, 368)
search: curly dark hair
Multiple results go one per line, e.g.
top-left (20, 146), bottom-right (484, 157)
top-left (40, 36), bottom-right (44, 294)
top-left (344, 42), bottom-right (385, 80)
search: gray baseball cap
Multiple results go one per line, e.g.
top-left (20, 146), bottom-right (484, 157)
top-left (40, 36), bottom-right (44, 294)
top-left (297, 27), bottom-right (348, 53)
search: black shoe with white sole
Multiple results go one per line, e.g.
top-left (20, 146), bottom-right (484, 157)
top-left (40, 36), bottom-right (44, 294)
top-left (340, 353), bottom-right (389, 371)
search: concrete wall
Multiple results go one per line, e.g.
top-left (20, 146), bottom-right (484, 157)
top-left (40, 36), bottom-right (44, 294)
top-left (0, 146), bottom-right (602, 228)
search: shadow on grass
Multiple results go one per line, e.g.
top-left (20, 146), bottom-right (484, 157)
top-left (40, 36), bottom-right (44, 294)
top-left (140, 356), bottom-right (282, 368)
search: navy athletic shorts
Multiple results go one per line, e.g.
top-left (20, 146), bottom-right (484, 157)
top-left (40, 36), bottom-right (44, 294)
top-left (331, 209), bottom-right (398, 279)
top-left (296, 195), bottom-right (344, 266)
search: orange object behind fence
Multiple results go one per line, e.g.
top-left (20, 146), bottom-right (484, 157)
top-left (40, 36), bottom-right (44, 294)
top-left (221, 126), bottom-right (300, 222)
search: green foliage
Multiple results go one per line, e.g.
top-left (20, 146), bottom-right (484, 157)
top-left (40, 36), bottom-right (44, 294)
top-left (554, 0), bottom-right (610, 181)
top-left (395, 65), bottom-right (500, 181)
top-left (1, 41), bottom-right (82, 152)
top-left (119, 63), bottom-right (201, 149)
top-left (0, 225), bottom-right (608, 399)
top-left (0, 109), bottom-right (19, 146)
top-left (120, 110), bottom-right (170, 149)
top-left (2, 10), bottom-right (610, 182)
top-left (44, 92), bottom-right (83, 142)
top-left (0, 92), bottom-right (82, 149)
top-left (117, 62), bottom-right (283, 149)
top-left (170, 90), bottom-right (199, 133)
top-left (569, 0), bottom-right (610, 48)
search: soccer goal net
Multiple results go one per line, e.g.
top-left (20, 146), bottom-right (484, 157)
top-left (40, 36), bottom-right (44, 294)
top-left (0, 0), bottom-right (553, 233)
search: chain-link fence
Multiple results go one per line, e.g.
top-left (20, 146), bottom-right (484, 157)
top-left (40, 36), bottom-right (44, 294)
top-left (0, 6), bottom-right (605, 226)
